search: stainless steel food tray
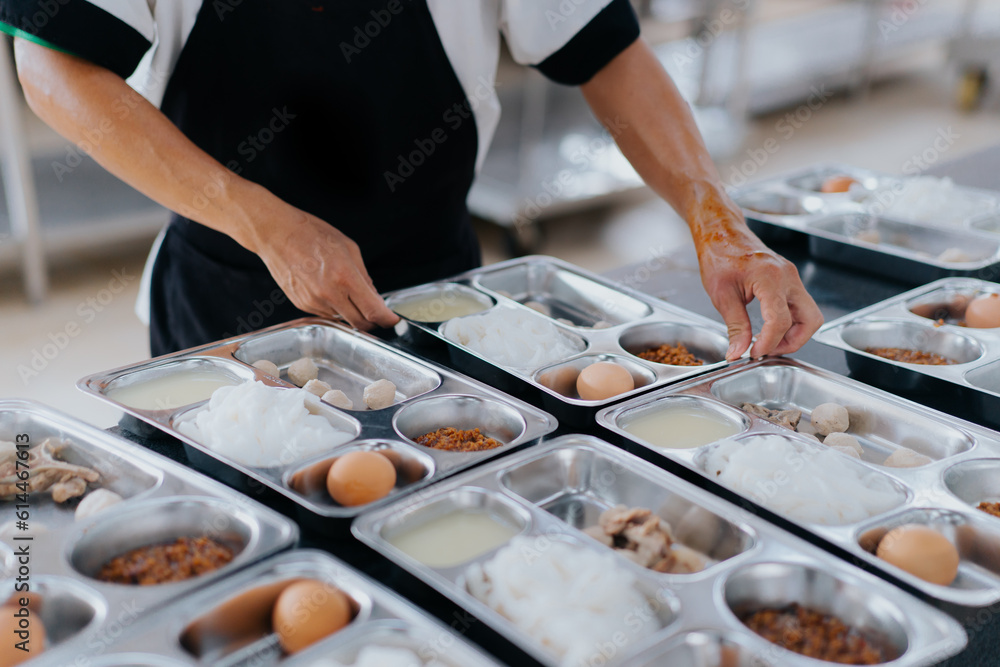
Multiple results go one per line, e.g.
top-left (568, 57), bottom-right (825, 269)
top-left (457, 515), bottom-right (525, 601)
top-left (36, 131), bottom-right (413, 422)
top-left (32, 549), bottom-right (502, 667)
top-left (77, 318), bottom-right (557, 527)
top-left (354, 435), bottom-right (965, 666)
top-left (598, 357), bottom-right (1000, 608)
top-left (732, 162), bottom-right (1000, 283)
top-left (814, 277), bottom-right (1000, 429)
top-left (0, 400), bottom-right (298, 664)
top-left (384, 255), bottom-right (732, 426)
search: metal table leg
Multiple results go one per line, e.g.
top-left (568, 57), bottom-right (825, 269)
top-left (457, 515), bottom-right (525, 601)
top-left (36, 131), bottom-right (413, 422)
top-left (0, 35), bottom-right (47, 303)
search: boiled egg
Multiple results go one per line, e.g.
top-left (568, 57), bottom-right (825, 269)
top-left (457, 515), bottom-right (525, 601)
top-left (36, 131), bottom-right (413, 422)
top-left (0, 604), bottom-right (44, 665)
top-left (820, 175), bottom-right (857, 193)
top-left (326, 450), bottom-right (396, 506)
top-left (966, 293), bottom-right (1000, 328)
top-left (876, 524), bottom-right (959, 586)
top-left (272, 580), bottom-right (352, 654)
top-left (576, 362), bottom-right (635, 401)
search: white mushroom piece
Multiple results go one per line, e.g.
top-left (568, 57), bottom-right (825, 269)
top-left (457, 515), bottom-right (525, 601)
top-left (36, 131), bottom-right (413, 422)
top-left (252, 359), bottom-right (280, 378)
top-left (322, 389), bottom-right (354, 410)
top-left (302, 378), bottom-right (332, 398)
top-left (883, 447), bottom-right (933, 468)
top-left (363, 379), bottom-right (397, 410)
top-left (75, 488), bottom-right (124, 521)
top-left (287, 357), bottom-right (319, 386)
top-left (0, 438), bottom-right (100, 503)
top-left (823, 432), bottom-right (863, 456)
top-left (810, 403), bottom-right (849, 436)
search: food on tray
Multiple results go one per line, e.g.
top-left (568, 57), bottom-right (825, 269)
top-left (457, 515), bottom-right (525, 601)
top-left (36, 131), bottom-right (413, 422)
top-left (592, 320), bottom-right (613, 329)
top-left (823, 432), bottom-right (862, 457)
top-left (810, 402), bottom-right (849, 436)
top-left (873, 176), bottom-right (995, 226)
top-left (362, 379), bottom-right (396, 410)
top-left (820, 175), bottom-right (858, 194)
top-left (976, 501), bottom-right (1000, 519)
top-left (177, 382), bottom-right (354, 467)
top-left (701, 435), bottom-right (904, 525)
top-left (323, 646), bottom-right (448, 667)
top-left (392, 290), bottom-right (490, 322)
top-left (96, 535), bottom-right (234, 585)
top-left (107, 367), bottom-right (239, 410)
top-left (740, 402), bottom-right (801, 430)
top-left (321, 389), bottom-right (353, 410)
top-left (741, 604), bottom-right (886, 664)
top-left (326, 450), bottom-right (396, 506)
top-left (466, 537), bottom-right (661, 666)
top-left (910, 295), bottom-right (969, 322)
top-left (636, 342), bottom-right (704, 366)
top-left (575, 362), bottom-right (635, 401)
top-left (936, 247), bottom-right (975, 264)
top-left (75, 488), bottom-right (123, 521)
top-left (442, 308), bottom-right (583, 369)
top-left (966, 293), bottom-right (1000, 328)
top-left (288, 357), bottom-right (319, 386)
top-left (252, 359), bottom-right (280, 377)
top-left (415, 427), bottom-right (503, 452)
top-left (876, 524), bottom-right (959, 586)
top-left (623, 403), bottom-right (743, 449)
top-left (0, 438), bottom-right (99, 502)
top-left (303, 378), bottom-right (332, 398)
top-left (882, 446), bottom-right (932, 468)
top-left (388, 509), bottom-right (519, 568)
top-left (0, 604), bottom-right (45, 665)
top-left (582, 505), bottom-right (707, 574)
top-left (853, 229), bottom-right (881, 245)
top-left (864, 346), bottom-right (956, 365)
top-left (273, 579), bottom-right (353, 654)
top-left (523, 300), bottom-right (551, 316)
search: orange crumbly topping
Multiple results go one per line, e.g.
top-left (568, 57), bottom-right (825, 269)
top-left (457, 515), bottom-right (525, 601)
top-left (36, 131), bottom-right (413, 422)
top-left (977, 501), bottom-right (1000, 519)
top-left (865, 347), bottom-right (955, 365)
top-left (742, 604), bottom-right (887, 665)
top-left (415, 427), bottom-right (503, 452)
top-left (97, 536), bottom-right (234, 585)
top-left (637, 342), bottom-right (704, 366)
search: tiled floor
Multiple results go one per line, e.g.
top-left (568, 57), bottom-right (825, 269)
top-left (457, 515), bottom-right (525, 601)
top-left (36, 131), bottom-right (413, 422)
top-left (3, 57), bottom-right (1000, 428)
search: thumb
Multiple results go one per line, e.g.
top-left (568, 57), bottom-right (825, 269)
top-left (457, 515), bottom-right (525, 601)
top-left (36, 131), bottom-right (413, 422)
top-left (713, 288), bottom-right (753, 361)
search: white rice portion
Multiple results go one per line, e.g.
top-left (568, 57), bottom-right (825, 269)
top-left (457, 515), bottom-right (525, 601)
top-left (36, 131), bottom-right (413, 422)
top-left (442, 309), bottom-right (583, 370)
top-left (466, 537), bottom-right (660, 666)
top-left (875, 176), bottom-right (996, 226)
top-left (700, 435), bottom-right (905, 525)
top-left (177, 381), bottom-right (353, 467)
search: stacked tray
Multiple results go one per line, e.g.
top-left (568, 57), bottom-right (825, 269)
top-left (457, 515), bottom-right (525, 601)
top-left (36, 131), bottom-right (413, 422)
top-left (77, 318), bottom-right (557, 527)
top-left (354, 435), bottom-right (965, 666)
top-left (38, 550), bottom-right (502, 667)
top-left (814, 277), bottom-right (1000, 428)
top-left (732, 162), bottom-right (1000, 283)
top-left (598, 357), bottom-right (1000, 609)
top-left (385, 256), bottom-right (732, 426)
top-left (0, 400), bottom-right (298, 664)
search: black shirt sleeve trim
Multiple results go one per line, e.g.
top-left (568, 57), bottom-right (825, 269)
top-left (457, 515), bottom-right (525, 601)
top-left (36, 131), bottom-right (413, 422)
top-left (535, 0), bottom-right (640, 86)
top-left (0, 1), bottom-right (151, 79)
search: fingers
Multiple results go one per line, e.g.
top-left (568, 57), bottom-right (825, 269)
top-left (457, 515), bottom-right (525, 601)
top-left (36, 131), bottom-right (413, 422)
top-left (348, 278), bottom-right (401, 328)
top-left (751, 288), bottom-right (794, 358)
top-left (712, 285), bottom-right (754, 361)
top-left (769, 289), bottom-right (824, 356)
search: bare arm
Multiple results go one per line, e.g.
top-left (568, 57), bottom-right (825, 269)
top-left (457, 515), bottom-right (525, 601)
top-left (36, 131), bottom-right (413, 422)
top-left (581, 39), bottom-right (822, 359)
top-left (13, 38), bottom-right (398, 330)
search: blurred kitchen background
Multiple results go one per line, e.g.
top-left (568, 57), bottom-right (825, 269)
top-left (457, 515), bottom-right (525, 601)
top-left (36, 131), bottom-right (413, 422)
top-left (2, 0), bottom-right (1000, 426)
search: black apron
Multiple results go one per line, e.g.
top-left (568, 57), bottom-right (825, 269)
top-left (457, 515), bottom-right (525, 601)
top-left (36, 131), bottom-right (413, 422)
top-left (150, 0), bottom-right (480, 355)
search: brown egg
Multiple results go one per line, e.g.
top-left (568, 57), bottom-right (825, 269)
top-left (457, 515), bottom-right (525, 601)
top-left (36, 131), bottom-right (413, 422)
top-left (326, 450), bottom-right (396, 506)
top-left (538, 365), bottom-right (580, 397)
top-left (576, 362), bottom-right (635, 401)
top-left (272, 580), bottom-right (352, 654)
top-left (0, 604), bottom-right (45, 665)
top-left (965, 293), bottom-right (1000, 328)
top-left (876, 524), bottom-right (959, 586)
top-left (820, 175), bottom-right (857, 193)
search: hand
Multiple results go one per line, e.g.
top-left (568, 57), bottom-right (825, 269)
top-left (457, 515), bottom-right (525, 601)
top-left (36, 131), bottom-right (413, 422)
top-left (255, 208), bottom-right (400, 331)
top-left (695, 215), bottom-right (823, 361)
